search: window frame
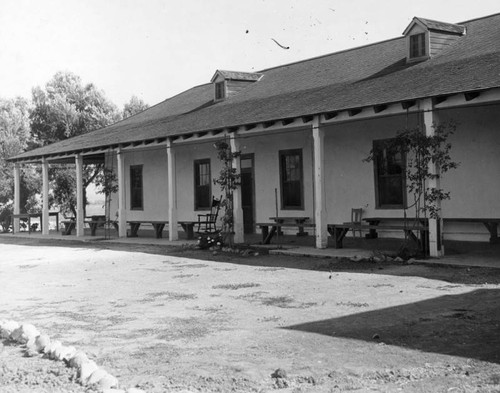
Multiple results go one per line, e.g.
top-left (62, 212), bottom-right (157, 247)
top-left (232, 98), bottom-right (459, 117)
top-left (129, 165), bottom-right (144, 210)
top-left (194, 158), bottom-right (212, 210)
top-left (279, 149), bottom-right (304, 210)
top-left (215, 81), bottom-right (226, 101)
top-left (373, 139), bottom-right (407, 210)
top-left (409, 32), bottom-right (427, 59)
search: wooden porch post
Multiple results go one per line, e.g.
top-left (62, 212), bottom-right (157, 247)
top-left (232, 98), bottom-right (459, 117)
top-left (421, 98), bottom-right (444, 257)
top-left (117, 148), bottom-right (127, 238)
top-left (13, 163), bottom-right (20, 233)
top-left (167, 138), bottom-right (178, 241)
top-left (312, 116), bottom-right (328, 248)
top-left (229, 132), bottom-right (244, 244)
top-left (41, 158), bottom-right (50, 235)
top-left (75, 154), bottom-right (85, 237)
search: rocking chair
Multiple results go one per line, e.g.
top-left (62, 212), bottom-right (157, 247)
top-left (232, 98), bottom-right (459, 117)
top-left (196, 196), bottom-right (221, 233)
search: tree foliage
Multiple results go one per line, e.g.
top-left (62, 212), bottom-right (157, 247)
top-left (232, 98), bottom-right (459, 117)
top-left (0, 97), bottom-right (40, 230)
top-left (123, 95), bottom-right (149, 119)
top-left (30, 71), bottom-right (121, 146)
top-left (213, 139), bottom-right (241, 247)
top-left (30, 71), bottom-right (121, 216)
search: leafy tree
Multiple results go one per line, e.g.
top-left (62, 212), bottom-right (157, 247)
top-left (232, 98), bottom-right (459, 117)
top-left (365, 121), bottom-right (459, 256)
top-left (30, 71), bottom-right (121, 216)
top-left (30, 71), bottom-right (121, 146)
top-left (213, 138), bottom-right (241, 247)
top-left (123, 95), bottom-right (149, 119)
top-left (0, 97), bottom-right (40, 231)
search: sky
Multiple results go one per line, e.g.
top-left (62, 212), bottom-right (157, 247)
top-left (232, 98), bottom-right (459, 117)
top-left (0, 0), bottom-right (499, 108)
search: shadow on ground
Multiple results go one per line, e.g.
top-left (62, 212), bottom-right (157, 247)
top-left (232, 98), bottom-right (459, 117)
top-left (285, 288), bottom-right (500, 364)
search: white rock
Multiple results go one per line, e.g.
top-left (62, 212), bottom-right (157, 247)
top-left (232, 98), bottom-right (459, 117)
top-left (103, 389), bottom-right (125, 393)
top-left (0, 320), bottom-right (20, 339)
top-left (79, 360), bottom-right (99, 383)
top-left (46, 341), bottom-right (62, 359)
top-left (126, 389), bottom-right (146, 393)
top-left (97, 373), bottom-right (119, 390)
top-left (35, 334), bottom-right (51, 352)
top-left (54, 345), bottom-right (76, 361)
top-left (68, 351), bottom-right (90, 368)
top-left (10, 324), bottom-right (40, 344)
top-left (87, 368), bottom-right (108, 385)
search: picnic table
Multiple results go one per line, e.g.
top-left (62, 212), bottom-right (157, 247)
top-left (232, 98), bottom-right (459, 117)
top-left (11, 212), bottom-right (59, 233)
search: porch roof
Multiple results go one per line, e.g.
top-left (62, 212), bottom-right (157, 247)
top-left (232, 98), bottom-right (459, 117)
top-left (10, 13), bottom-right (500, 163)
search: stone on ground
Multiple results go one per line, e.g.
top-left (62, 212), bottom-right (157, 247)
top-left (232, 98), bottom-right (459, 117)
top-left (0, 320), bottom-right (19, 339)
top-left (79, 360), bottom-right (99, 383)
top-left (68, 350), bottom-right (90, 368)
top-left (35, 334), bottom-right (51, 352)
top-left (10, 323), bottom-right (40, 344)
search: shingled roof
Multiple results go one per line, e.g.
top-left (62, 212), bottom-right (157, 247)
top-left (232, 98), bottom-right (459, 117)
top-left (410, 17), bottom-right (466, 35)
top-left (11, 13), bottom-right (500, 162)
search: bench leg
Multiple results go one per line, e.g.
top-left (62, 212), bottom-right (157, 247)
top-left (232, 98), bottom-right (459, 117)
top-left (181, 224), bottom-right (195, 240)
top-left (153, 223), bottom-right (165, 239)
top-left (129, 223), bottom-right (141, 237)
top-left (484, 222), bottom-right (499, 244)
top-left (329, 227), bottom-right (348, 248)
top-left (90, 223), bottom-right (97, 236)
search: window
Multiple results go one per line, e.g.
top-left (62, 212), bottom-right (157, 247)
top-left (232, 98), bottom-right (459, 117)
top-left (409, 33), bottom-right (426, 58)
top-left (373, 139), bottom-right (406, 209)
top-left (215, 81), bottom-right (225, 100)
top-left (279, 149), bottom-right (304, 209)
top-left (194, 159), bottom-right (211, 209)
top-left (130, 165), bottom-right (143, 210)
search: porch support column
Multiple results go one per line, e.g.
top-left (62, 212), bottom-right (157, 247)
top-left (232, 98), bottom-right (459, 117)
top-left (422, 98), bottom-right (444, 258)
top-left (41, 158), bottom-right (50, 235)
top-left (117, 148), bottom-right (127, 238)
top-left (167, 138), bottom-right (178, 241)
top-left (312, 116), bottom-right (328, 248)
top-left (13, 163), bottom-right (20, 233)
top-left (229, 132), bottom-right (244, 243)
top-left (75, 154), bottom-right (85, 237)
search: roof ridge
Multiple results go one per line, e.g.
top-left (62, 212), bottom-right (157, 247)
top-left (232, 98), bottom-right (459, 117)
top-left (458, 12), bottom-right (500, 25)
top-left (415, 16), bottom-right (465, 26)
top-left (258, 36), bottom-right (402, 73)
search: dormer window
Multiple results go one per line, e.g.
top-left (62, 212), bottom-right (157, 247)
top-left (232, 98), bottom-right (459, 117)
top-left (215, 81), bottom-right (226, 101)
top-left (409, 33), bottom-right (426, 58)
top-left (211, 70), bottom-right (263, 102)
top-left (403, 17), bottom-right (465, 63)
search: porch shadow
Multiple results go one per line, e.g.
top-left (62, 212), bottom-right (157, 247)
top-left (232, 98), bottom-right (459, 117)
top-left (284, 288), bottom-right (500, 364)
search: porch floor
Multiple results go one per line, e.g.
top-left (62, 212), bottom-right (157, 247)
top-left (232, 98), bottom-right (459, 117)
top-left (2, 228), bottom-right (500, 270)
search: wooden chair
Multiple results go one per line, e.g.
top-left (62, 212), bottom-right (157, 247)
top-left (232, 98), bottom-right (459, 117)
top-left (350, 208), bottom-right (363, 237)
top-left (196, 196), bottom-right (221, 233)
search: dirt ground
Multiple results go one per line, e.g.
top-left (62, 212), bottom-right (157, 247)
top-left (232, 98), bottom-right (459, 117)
top-left (1, 236), bottom-right (500, 393)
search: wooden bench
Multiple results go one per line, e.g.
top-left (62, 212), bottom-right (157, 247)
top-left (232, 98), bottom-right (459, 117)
top-left (257, 223), bottom-right (316, 244)
top-left (327, 223), bottom-right (429, 252)
top-left (178, 221), bottom-right (196, 240)
top-left (443, 218), bottom-right (500, 244)
top-left (127, 220), bottom-right (168, 238)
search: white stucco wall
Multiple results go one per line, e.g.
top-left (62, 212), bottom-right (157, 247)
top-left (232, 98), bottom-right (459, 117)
top-left (323, 113), bottom-right (420, 224)
top-left (107, 147), bottom-right (169, 221)
top-left (439, 104), bottom-right (500, 241)
top-left (106, 103), bottom-right (500, 242)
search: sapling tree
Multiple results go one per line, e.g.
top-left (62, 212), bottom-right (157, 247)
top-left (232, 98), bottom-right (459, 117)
top-left (366, 121), bottom-right (459, 253)
top-left (213, 138), bottom-right (241, 247)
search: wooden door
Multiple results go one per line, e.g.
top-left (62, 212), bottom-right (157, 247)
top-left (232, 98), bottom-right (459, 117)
top-left (240, 154), bottom-right (255, 234)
